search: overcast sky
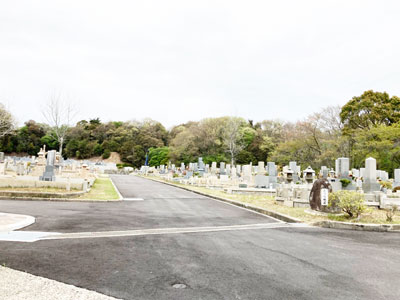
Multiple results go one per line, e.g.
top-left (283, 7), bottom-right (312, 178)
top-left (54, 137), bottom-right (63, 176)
top-left (1, 0), bottom-right (399, 128)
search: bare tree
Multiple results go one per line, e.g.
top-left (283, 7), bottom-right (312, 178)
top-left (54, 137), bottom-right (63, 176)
top-left (42, 91), bottom-right (77, 156)
top-left (0, 103), bottom-right (16, 138)
top-left (224, 117), bottom-right (245, 165)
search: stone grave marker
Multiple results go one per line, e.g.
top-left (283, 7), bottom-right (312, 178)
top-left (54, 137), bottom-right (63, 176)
top-left (220, 162), bottom-right (226, 175)
top-left (394, 169), bottom-right (400, 188)
top-left (335, 157), bottom-right (350, 179)
top-left (363, 157), bottom-right (380, 193)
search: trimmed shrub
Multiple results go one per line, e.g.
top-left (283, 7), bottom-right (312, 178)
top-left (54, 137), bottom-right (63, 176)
top-left (329, 191), bottom-right (366, 218)
top-left (340, 178), bottom-right (351, 188)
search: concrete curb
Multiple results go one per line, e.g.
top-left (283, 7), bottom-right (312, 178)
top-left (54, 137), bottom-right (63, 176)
top-left (0, 213), bottom-right (35, 232)
top-left (312, 220), bottom-right (400, 232)
top-left (0, 190), bottom-right (85, 198)
top-left (0, 196), bottom-right (120, 202)
top-left (140, 176), bottom-right (302, 224)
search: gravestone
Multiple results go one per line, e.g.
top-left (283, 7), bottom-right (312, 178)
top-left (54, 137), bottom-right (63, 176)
top-left (205, 164), bottom-right (210, 173)
top-left (16, 162), bottom-right (24, 176)
top-left (226, 164), bottom-right (231, 176)
top-left (220, 162), bottom-right (226, 175)
top-left (231, 166), bottom-right (237, 179)
top-left (336, 157), bottom-right (350, 179)
top-left (236, 165), bottom-right (241, 176)
top-left (257, 162), bottom-right (265, 175)
top-left (309, 178), bottom-right (332, 211)
top-left (0, 152), bottom-right (4, 163)
top-left (360, 168), bottom-right (365, 178)
top-left (352, 168), bottom-right (360, 178)
top-left (40, 150), bottom-right (56, 181)
top-left (321, 166), bottom-right (328, 179)
top-left (379, 171), bottom-right (388, 181)
top-left (289, 161), bottom-right (299, 182)
top-left (255, 175), bottom-right (269, 188)
top-left (394, 169), bottom-right (400, 188)
top-left (184, 171), bottom-right (193, 179)
top-left (198, 157), bottom-right (205, 172)
top-left (363, 157), bottom-right (380, 193)
top-left (242, 165), bottom-right (252, 182)
top-left (181, 163), bottom-right (185, 171)
top-left (267, 162), bottom-right (277, 188)
top-left (220, 175), bottom-right (229, 182)
top-left (211, 162), bottom-right (217, 174)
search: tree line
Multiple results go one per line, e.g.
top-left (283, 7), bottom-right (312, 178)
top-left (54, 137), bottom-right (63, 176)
top-left (1, 90), bottom-right (400, 175)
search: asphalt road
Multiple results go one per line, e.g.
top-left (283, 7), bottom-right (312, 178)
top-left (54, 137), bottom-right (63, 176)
top-left (0, 175), bottom-right (399, 300)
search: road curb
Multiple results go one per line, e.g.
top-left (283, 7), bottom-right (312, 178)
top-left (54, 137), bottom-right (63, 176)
top-left (139, 176), bottom-right (302, 224)
top-left (312, 220), bottom-right (400, 232)
top-left (0, 196), bottom-right (120, 202)
top-left (0, 213), bottom-right (35, 232)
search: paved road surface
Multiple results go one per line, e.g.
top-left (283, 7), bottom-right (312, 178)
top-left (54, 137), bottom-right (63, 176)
top-left (0, 175), bottom-right (399, 299)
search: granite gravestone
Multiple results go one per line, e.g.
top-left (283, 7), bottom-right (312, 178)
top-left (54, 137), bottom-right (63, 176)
top-left (220, 162), bottom-right (226, 175)
top-left (198, 157), bottom-right (205, 173)
top-left (335, 157), bottom-right (350, 179)
top-left (394, 169), bottom-right (400, 188)
top-left (363, 157), bottom-right (380, 193)
top-left (40, 150), bottom-right (56, 181)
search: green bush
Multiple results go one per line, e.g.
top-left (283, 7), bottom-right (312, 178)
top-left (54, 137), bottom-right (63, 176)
top-left (329, 191), bottom-right (366, 218)
top-left (340, 178), bottom-right (351, 188)
top-left (102, 149), bottom-right (111, 159)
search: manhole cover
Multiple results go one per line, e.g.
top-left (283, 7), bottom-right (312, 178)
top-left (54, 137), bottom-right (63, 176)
top-left (172, 283), bottom-right (187, 289)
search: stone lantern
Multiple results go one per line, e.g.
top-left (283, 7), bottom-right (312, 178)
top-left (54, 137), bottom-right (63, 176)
top-left (303, 166), bottom-right (315, 184)
top-left (285, 168), bottom-right (294, 183)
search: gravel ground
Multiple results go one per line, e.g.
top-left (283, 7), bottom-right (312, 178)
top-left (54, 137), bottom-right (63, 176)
top-left (0, 266), bottom-right (121, 300)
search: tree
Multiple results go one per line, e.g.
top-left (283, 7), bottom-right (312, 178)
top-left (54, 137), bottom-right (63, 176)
top-left (148, 147), bottom-right (169, 166)
top-left (224, 117), bottom-right (246, 165)
top-left (0, 103), bottom-right (15, 138)
top-left (340, 90), bottom-right (400, 133)
top-left (42, 91), bottom-right (77, 156)
top-left (351, 123), bottom-right (400, 175)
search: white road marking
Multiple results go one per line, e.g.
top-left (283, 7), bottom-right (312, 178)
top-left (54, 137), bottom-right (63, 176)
top-left (40, 223), bottom-right (310, 241)
top-left (123, 198), bottom-right (144, 201)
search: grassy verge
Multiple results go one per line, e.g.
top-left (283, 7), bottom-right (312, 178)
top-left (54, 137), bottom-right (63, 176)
top-left (147, 176), bottom-right (400, 224)
top-left (76, 178), bottom-right (120, 201)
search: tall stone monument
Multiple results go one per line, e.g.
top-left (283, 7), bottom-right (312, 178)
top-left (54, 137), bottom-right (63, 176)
top-left (335, 157), bottom-right (350, 179)
top-left (40, 150), bottom-right (56, 181)
top-left (362, 157), bottom-right (380, 193)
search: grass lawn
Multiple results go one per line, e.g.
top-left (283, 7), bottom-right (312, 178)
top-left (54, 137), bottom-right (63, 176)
top-left (148, 177), bottom-right (400, 225)
top-left (76, 177), bottom-right (120, 201)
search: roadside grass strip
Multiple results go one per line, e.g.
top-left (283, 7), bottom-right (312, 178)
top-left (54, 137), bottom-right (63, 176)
top-left (77, 177), bottom-right (120, 201)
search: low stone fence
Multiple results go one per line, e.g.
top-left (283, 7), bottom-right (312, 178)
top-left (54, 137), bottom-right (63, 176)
top-left (0, 176), bottom-right (95, 191)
